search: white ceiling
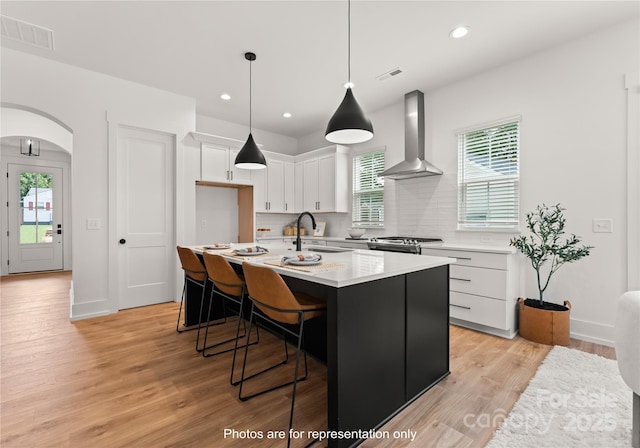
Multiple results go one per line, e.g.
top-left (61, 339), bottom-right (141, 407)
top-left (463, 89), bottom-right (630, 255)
top-left (1, 1), bottom-right (638, 139)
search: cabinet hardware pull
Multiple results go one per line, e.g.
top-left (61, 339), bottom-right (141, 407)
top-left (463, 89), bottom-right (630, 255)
top-left (230, 171), bottom-right (233, 180)
top-left (456, 257), bottom-right (472, 260)
top-left (450, 304), bottom-right (471, 310)
top-left (285, 203), bottom-right (287, 211)
top-left (451, 277), bottom-right (471, 282)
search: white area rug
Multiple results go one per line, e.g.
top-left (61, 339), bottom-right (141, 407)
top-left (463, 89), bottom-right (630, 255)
top-left (486, 346), bottom-right (633, 448)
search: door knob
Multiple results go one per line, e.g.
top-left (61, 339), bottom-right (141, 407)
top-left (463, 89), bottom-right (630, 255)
top-left (119, 239), bottom-right (126, 245)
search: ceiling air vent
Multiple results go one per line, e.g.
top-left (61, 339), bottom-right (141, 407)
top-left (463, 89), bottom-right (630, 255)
top-left (0, 15), bottom-right (54, 51)
top-left (376, 67), bottom-right (403, 81)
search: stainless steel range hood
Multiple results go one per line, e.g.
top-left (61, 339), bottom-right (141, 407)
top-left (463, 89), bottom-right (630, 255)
top-left (378, 90), bottom-right (443, 179)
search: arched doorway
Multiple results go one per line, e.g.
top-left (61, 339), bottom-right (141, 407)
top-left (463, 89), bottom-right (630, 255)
top-left (1, 105), bottom-right (73, 275)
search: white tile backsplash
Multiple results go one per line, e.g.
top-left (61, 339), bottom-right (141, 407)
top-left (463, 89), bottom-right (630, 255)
top-left (255, 212), bottom-right (355, 238)
top-left (257, 172), bottom-right (514, 244)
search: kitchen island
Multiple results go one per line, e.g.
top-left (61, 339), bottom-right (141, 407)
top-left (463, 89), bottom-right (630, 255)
top-left (194, 243), bottom-right (454, 448)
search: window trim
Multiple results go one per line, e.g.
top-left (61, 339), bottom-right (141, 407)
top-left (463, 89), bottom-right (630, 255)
top-left (352, 147), bottom-right (386, 229)
top-left (456, 117), bottom-right (521, 232)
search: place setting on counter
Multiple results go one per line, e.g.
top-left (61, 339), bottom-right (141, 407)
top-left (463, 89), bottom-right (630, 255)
top-left (226, 245), bottom-right (271, 259)
top-left (195, 244), bottom-right (275, 260)
top-left (198, 243), bottom-right (234, 250)
top-left (264, 252), bottom-right (349, 272)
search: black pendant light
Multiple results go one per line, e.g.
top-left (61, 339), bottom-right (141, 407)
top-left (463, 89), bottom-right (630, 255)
top-left (235, 51), bottom-right (267, 170)
top-left (325, 0), bottom-right (373, 144)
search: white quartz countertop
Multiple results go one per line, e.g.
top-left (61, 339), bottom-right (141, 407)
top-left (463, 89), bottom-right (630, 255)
top-left (193, 242), bottom-right (453, 288)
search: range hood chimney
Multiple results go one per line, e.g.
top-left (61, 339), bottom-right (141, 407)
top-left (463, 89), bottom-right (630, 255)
top-left (378, 90), bottom-right (443, 179)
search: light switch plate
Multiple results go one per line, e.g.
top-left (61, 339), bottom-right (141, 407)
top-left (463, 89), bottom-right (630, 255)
top-left (592, 219), bottom-right (612, 233)
top-left (87, 218), bottom-right (101, 230)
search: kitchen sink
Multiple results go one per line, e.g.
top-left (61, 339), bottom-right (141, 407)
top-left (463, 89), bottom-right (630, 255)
top-left (306, 246), bottom-right (353, 253)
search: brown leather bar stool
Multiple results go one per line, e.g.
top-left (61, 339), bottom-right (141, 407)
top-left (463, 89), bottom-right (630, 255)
top-left (236, 261), bottom-right (326, 448)
top-left (175, 246), bottom-right (207, 333)
top-left (198, 254), bottom-right (257, 376)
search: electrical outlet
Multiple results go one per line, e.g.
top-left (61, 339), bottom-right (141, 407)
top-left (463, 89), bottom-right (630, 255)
top-left (86, 218), bottom-right (101, 230)
top-left (592, 219), bottom-right (613, 233)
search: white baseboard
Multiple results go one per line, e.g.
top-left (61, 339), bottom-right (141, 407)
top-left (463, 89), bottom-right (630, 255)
top-left (570, 317), bottom-right (615, 347)
top-left (71, 299), bottom-right (113, 321)
top-left (451, 316), bottom-right (615, 347)
top-left (450, 318), bottom-right (517, 339)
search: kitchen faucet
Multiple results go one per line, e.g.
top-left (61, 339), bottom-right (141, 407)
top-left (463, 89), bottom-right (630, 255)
top-left (296, 212), bottom-right (316, 251)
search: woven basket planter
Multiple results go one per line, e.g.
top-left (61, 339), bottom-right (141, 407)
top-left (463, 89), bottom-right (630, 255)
top-left (518, 297), bottom-right (571, 346)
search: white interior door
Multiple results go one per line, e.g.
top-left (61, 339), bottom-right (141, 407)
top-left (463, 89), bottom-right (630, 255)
top-left (117, 126), bottom-right (174, 310)
top-left (7, 164), bottom-right (63, 273)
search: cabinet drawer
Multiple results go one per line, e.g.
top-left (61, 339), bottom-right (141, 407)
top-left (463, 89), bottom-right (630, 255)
top-left (422, 248), bottom-right (507, 270)
top-left (450, 292), bottom-right (509, 330)
top-left (449, 265), bottom-right (507, 300)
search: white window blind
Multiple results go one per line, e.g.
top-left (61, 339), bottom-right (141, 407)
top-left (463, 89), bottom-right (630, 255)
top-left (352, 150), bottom-right (385, 228)
top-left (458, 120), bottom-right (520, 230)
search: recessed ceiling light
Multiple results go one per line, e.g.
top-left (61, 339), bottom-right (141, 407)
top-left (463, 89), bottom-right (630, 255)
top-left (282, 112), bottom-right (292, 118)
top-left (220, 93), bottom-right (231, 100)
top-left (450, 26), bottom-right (469, 39)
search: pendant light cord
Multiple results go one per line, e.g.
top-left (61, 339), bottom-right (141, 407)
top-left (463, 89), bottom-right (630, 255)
top-left (348, 0), bottom-right (351, 84)
top-left (249, 58), bottom-right (252, 132)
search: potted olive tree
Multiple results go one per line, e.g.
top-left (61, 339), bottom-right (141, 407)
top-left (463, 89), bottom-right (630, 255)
top-left (510, 204), bottom-right (593, 346)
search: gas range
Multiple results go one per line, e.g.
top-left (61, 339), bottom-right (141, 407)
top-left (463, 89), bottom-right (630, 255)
top-left (367, 236), bottom-right (443, 254)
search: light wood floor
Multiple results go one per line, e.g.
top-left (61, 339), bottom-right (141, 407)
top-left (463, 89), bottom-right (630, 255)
top-left (0, 271), bottom-right (615, 448)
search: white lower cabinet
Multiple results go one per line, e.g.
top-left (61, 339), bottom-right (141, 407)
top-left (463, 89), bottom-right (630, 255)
top-left (422, 245), bottom-right (522, 339)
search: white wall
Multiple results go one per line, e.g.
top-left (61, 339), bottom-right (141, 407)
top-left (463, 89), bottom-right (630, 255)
top-left (323, 19), bottom-right (638, 345)
top-left (297, 129), bottom-right (327, 155)
top-left (196, 114), bottom-right (298, 156)
top-left (1, 48), bottom-right (197, 319)
top-left (1, 107), bottom-right (73, 154)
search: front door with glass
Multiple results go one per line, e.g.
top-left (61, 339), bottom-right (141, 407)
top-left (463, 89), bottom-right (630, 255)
top-left (7, 164), bottom-right (63, 273)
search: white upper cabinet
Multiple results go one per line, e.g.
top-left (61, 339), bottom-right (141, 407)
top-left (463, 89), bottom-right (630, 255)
top-left (294, 161), bottom-right (304, 213)
top-left (266, 159), bottom-right (285, 213)
top-left (254, 157), bottom-right (291, 213)
top-left (300, 145), bottom-right (349, 213)
top-left (253, 167), bottom-right (267, 212)
top-left (201, 144), bottom-right (251, 184)
top-left (303, 158), bottom-right (319, 212)
top-left (229, 148), bottom-right (253, 184)
top-left (284, 162), bottom-right (295, 213)
top-left (318, 154), bottom-right (337, 212)
top-left (193, 132), bottom-right (349, 215)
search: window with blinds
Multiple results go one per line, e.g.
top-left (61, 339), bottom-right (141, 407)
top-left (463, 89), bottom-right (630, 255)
top-left (458, 119), bottom-right (520, 230)
top-left (352, 150), bottom-right (385, 228)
